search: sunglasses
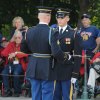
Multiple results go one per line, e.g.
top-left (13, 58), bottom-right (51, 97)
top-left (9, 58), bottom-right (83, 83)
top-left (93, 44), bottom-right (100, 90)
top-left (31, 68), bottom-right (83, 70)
top-left (56, 16), bottom-right (65, 19)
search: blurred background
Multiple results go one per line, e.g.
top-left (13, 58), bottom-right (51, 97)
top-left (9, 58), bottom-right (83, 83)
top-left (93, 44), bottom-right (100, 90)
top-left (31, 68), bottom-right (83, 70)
top-left (0, 0), bottom-right (100, 38)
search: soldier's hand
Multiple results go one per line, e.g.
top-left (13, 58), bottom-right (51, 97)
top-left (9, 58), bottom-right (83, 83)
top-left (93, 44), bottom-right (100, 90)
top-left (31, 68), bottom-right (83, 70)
top-left (71, 77), bottom-right (77, 84)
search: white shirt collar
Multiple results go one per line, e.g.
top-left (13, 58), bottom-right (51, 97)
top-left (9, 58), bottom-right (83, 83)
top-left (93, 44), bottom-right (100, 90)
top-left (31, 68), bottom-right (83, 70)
top-left (39, 22), bottom-right (48, 25)
top-left (59, 25), bottom-right (68, 33)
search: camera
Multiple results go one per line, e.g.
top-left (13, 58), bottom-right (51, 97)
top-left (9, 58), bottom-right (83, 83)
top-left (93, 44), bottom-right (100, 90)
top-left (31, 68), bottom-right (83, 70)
top-left (19, 28), bottom-right (26, 32)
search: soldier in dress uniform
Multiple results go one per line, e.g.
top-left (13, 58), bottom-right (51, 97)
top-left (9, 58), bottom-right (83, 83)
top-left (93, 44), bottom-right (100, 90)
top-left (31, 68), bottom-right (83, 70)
top-left (52, 8), bottom-right (82, 100)
top-left (21, 6), bottom-right (70, 100)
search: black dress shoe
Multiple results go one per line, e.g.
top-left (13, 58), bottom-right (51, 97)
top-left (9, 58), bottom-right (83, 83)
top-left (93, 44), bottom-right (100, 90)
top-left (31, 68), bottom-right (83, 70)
top-left (13, 93), bottom-right (20, 97)
top-left (87, 85), bottom-right (94, 99)
top-left (87, 85), bottom-right (94, 94)
top-left (3, 90), bottom-right (12, 97)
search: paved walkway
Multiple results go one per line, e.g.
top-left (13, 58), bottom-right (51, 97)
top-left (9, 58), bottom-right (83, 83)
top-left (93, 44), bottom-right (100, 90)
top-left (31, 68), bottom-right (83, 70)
top-left (0, 97), bottom-right (100, 100)
top-left (0, 97), bottom-right (31, 100)
top-left (0, 95), bottom-right (100, 100)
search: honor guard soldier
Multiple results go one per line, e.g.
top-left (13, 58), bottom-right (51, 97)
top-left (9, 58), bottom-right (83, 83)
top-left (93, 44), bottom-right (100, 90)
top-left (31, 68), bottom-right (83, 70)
top-left (21, 6), bottom-right (70, 100)
top-left (52, 8), bottom-right (82, 100)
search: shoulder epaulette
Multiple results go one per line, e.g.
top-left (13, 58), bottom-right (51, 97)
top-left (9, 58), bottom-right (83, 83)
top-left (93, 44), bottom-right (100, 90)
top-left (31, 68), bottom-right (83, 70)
top-left (68, 25), bottom-right (74, 31)
top-left (26, 26), bottom-right (36, 32)
top-left (31, 26), bottom-right (36, 29)
top-left (28, 26), bottom-right (36, 29)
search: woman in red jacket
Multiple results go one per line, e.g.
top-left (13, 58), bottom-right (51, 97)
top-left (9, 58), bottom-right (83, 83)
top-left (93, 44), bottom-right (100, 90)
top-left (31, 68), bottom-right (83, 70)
top-left (1, 30), bottom-right (28, 97)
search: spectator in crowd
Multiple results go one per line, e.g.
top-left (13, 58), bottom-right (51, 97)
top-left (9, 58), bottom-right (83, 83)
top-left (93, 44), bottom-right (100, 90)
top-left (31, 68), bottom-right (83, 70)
top-left (76, 13), bottom-right (100, 77)
top-left (77, 14), bottom-right (100, 58)
top-left (10, 16), bottom-right (28, 41)
top-left (87, 52), bottom-right (100, 97)
top-left (0, 37), bottom-right (9, 48)
top-left (0, 37), bottom-right (9, 73)
top-left (0, 31), bottom-right (3, 47)
top-left (1, 30), bottom-right (28, 97)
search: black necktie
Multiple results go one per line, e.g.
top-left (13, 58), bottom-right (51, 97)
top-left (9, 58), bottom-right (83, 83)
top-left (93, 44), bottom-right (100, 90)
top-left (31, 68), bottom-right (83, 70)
top-left (59, 28), bottom-right (63, 34)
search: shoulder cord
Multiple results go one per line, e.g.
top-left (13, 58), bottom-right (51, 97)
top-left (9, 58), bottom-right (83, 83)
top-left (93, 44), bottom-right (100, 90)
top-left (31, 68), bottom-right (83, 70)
top-left (49, 27), bottom-right (52, 46)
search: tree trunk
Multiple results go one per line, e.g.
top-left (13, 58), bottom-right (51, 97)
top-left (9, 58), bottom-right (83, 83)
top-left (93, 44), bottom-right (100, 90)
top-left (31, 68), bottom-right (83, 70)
top-left (77, 0), bottom-right (90, 28)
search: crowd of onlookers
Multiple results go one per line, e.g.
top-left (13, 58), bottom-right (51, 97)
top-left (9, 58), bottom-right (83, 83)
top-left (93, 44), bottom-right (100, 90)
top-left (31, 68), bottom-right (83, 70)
top-left (0, 16), bottom-right (30, 97)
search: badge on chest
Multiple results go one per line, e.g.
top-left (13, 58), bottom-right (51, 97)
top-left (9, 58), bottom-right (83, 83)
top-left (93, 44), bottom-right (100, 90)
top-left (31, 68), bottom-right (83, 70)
top-left (65, 38), bottom-right (71, 44)
top-left (57, 40), bottom-right (60, 45)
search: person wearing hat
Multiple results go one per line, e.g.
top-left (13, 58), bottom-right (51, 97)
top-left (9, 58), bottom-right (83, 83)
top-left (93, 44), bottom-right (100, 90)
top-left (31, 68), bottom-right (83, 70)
top-left (52, 8), bottom-right (82, 100)
top-left (21, 6), bottom-right (70, 100)
top-left (0, 37), bottom-right (9, 73)
top-left (77, 13), bottom-right (100, 57)
top-left (76, 13), bottom-right (100, 97)
top-left (0, 37), bottom-right (9, 48)
top-left (77, 14), bottom-right (100, 74)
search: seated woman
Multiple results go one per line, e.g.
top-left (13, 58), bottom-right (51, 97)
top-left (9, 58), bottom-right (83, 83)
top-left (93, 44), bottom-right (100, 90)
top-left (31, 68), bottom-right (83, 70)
top-left (87, 52), bottom-right (100, 96)
top-left (1, 30), bottom-right (28, 97)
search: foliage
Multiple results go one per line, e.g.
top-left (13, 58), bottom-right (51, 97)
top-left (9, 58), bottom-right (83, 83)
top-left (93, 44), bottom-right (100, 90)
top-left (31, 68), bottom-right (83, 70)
top-left (0, 0), bottom-right (100, 37)
top-left (89, 0), bottom-right (100, 28)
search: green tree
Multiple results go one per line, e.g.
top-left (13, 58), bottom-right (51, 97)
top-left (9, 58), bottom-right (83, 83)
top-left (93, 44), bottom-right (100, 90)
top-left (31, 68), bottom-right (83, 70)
top-left (0, 0), bottom-right (100, 37)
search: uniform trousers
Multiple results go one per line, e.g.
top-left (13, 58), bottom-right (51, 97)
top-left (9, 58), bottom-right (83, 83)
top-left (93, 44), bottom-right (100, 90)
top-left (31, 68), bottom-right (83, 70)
top-left (53, 80), bottom-right (72, 100)
top-left (30, 78), bottom-right (54, 100)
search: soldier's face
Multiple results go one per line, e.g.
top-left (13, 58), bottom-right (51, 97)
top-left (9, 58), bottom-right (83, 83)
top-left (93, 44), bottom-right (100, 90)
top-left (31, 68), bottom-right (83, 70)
top-left (45, 14), bottom-right (51, 23)
top-left (57, 16), bottom-right (70, 27)
top-left (81, 18), bottom-right (91, 28)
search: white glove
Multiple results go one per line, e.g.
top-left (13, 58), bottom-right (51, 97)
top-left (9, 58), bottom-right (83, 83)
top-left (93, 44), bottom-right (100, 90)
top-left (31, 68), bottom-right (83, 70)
top-left (71, 78), bottom-right (77, 84)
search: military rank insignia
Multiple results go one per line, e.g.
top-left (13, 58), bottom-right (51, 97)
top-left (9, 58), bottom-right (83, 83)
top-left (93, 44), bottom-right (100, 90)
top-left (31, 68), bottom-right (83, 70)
top-left (65, 38), bottom-right (71, 44)
top-left (66, 30), bottom-right (68, 32)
